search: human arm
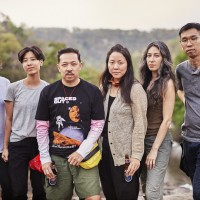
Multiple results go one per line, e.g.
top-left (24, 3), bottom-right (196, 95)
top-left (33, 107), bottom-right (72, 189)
top-left (36, 120), bottom-right (55, 179)
top-left (68, 87), bottom-right (105, 166)
top-left (126, 84), bottom-right (147, 176)
top-left (2, 101), bottom-right (13, 162)
top-left (146, 79), bottom-right (175, 169)
top-left (177, 90), bottom-right (185, 104)
top-left (68, 119), bottom-right (105, 166)
top-left (176, 66), bottom-right (185, 104)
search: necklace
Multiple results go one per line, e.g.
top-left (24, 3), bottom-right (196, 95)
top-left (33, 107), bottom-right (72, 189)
top-left (62, 83), bottom-right (77, 104)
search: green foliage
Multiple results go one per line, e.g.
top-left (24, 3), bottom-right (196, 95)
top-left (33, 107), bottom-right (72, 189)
top-left (172, 51), bottom-right (187, 141)
top-left (41, 42), bottom-right (66, 83)
top-left (80, 66), bottom-right (100, 86)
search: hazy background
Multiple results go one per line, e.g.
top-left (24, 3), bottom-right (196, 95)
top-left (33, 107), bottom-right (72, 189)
top-left (1, 0), bottom-right (200, 30)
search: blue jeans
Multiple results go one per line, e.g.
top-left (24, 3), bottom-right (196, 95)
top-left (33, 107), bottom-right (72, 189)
top-left (183, 140), bottom-right (200, 200)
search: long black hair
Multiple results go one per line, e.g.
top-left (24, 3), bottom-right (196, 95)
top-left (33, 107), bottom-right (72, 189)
top-left (100, 44), bottom-right (135, 104)
top-left (139, 41), bottom-right (175, 103)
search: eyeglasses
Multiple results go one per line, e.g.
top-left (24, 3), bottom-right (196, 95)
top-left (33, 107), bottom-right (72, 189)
top-left (180, 36), bottom-right (200, 45)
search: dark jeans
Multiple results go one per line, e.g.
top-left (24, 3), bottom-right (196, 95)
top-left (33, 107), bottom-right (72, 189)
top-left (99, 137), bottom-right (139, 200)
top-left (183, 140), bottom-right (200, 200)
top-left (8, 137), bottom-right (46, 200)
top-left (0, 154), bottom-right (12, 200)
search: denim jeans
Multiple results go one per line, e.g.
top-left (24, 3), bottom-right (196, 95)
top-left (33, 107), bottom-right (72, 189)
top-left (140, 133), bottom-right (172, 200)
top-left (183, 140), bottom-right (200, 200)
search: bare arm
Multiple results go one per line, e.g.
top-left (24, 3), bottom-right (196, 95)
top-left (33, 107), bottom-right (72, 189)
top-left (177, 90), bottom-right (185, 104)
top-left (2, 101), bottom-right (13, 162)
top-left (146, 79), bottom-right (175, 169)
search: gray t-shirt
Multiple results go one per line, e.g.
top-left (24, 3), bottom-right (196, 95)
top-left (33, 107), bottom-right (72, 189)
top-left (176, 60), bottom-right (200, 142)
top-left (5, 80), bottom-right (48, 142)
top-left (0, 76), bottom-right (10, 152)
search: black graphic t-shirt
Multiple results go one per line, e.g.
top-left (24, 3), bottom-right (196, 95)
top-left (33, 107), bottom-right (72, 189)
top-left (36, 79), bottom-right (104, 158)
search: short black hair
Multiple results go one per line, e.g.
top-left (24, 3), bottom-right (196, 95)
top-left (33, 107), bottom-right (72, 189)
top-left (57, 48), bottom-right (81, 63)
top-left (179, 23), bottom-right (200, 36)
top-left (18, 46), bottom-right (45, 63)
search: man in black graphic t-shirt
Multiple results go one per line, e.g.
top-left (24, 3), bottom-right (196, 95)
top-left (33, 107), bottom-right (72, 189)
top-left (36, 48), bottom-right (104, 200)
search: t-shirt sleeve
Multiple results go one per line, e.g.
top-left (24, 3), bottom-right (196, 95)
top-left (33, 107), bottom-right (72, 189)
top-left (176, 66), bottom-right (183, 91)
top-left (5, 83), bottom-right (15, 102)
top-left (35, 87), bottom-right (50, 120)
top-left (91, 88), bottom-right (104, 120)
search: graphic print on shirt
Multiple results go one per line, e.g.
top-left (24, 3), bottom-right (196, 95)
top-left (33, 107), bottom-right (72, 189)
top-left (52, 103), bottom-right (84, 149)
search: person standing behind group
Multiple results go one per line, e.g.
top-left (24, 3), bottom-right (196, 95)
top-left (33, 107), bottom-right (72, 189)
top-left (139, 41), bottom-right (175, 200)
top-left (176, 22), bottom-right (200, 200)
top-left (99, 44), bottom-right (147, 200)
top-left (0, 75), bottom-right (11, 200)
top-left (35, 48), bottom-right (104, 200)
top-left (2, 46), bottom-right (47, 200)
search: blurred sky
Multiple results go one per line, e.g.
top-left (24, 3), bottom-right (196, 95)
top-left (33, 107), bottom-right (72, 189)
top-left (1, 0), bottom-right (200, 31)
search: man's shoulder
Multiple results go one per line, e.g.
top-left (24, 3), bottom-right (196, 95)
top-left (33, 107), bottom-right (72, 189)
top-left (42, 80), bottom-right (60, 90)
top-left (80, 79), bottom-right (99, 91)
top-left (176, 60), bottom-right (189, 72)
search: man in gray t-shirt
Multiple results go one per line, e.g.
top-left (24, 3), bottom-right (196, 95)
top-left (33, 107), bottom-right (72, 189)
top-left (176, 23), bottom-right (200, 200)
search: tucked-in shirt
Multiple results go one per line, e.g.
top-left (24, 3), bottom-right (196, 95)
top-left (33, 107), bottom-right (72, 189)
top-left (5, 80), bottom-right (48, 142)
top-left (146, 97), bottom-right (163, 135)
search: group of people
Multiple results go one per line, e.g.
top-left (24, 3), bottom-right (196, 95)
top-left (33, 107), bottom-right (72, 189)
top-left (0, 22), bottom-right (199, 200)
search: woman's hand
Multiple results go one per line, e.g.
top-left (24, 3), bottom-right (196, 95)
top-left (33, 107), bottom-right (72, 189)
top-left (125, 158), bottom-right (140, 176)
top-left (145, 148), bottom-right (158, 170)
top-left (2, 148), bottom-right (9, 162)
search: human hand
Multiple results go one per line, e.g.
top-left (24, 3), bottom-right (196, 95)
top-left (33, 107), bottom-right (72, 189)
top-left (2, 148), bottom-right (9, 162)
top-left (125, 158), bottom-right (140, 176)
top-left (68, 152), bottom-right (83, 166)
top-left (145, 148), bottom-right (158, 170)
top-left (42, 162), bottom-right (56, 179)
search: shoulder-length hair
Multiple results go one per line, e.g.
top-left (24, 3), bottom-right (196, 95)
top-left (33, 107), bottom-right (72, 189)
top-left (99, 44), bottom-right (135, 104)
top-left (139, 41), bottom-right (175, 103)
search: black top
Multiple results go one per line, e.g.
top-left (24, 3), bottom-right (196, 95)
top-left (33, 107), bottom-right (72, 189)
top-left (102, 96), bottom-right (115, 139)
top-left (36, 79), bottom-right (104, 158)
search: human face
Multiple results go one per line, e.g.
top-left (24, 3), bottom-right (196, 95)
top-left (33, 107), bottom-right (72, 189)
top-left (57, 53), bottom-right (82, 86)
top-left (22, 51), bottom-right (42, 75)
top-left (180, 28), bottom-right (200, 59)
top-left (146, 46), bottom-right (163, 75)
top-left (108, 52), bottom-right (127, 82)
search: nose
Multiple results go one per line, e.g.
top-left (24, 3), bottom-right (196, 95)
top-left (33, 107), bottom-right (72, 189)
top-left (27, 59), bottom-right (32, 65)
top-left (149, 56), bottom-right (154, 62)
top-left (186, 39), bottom-right (192, 46)
top-left (66, 64), bottom-right (72, 71)
top-left (113, 63), bottom-right (119, 69)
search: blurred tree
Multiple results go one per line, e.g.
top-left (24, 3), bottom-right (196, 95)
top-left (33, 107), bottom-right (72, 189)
top-left (41, 42), bottom-right (66, 83)
top-left (172, 51), bottom-right (187, 141)
top-left (80, 66), bottom-right (100, 86)
top-left (0, 32), bottom-right (23, 82)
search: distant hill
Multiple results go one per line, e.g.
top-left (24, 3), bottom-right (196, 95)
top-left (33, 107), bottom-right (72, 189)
top-left (31, 27), bottom-right (179, 68)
